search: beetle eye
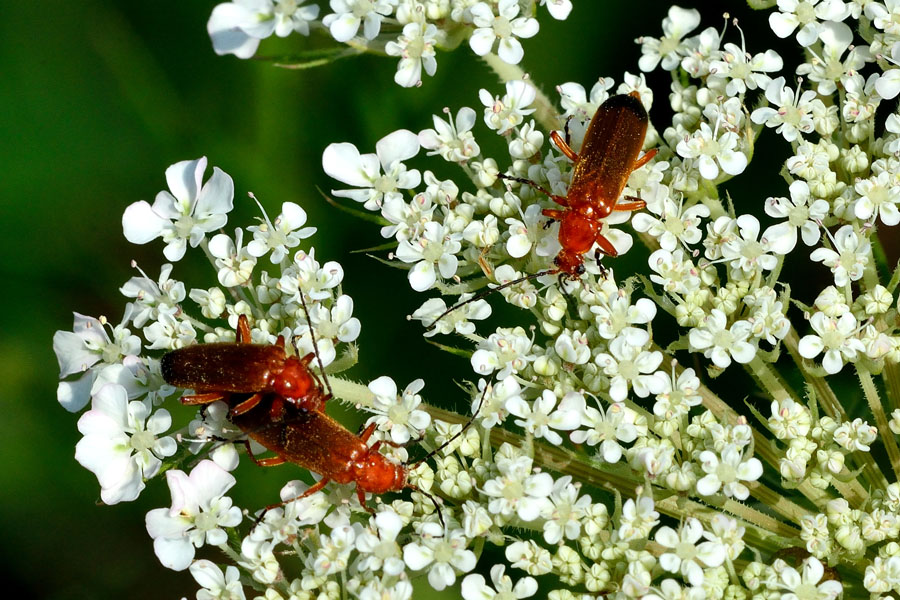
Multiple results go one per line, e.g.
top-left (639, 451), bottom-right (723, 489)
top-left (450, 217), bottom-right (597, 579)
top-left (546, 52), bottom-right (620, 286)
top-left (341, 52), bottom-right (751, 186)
top-left (576, 264), bottom-right (585, 275)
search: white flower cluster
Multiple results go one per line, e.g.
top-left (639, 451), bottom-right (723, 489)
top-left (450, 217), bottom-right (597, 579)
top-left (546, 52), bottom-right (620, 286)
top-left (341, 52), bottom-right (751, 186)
top-left (57, 0), bottom-right (900, 598)
top-left (208, 0), bottom-right (570, 87)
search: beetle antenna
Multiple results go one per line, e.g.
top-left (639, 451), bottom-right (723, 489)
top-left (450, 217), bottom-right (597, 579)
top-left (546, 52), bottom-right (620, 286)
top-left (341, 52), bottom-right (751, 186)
top-left (426, 270), bottom-right (557, 329)
top-left (297, 290), bottom-right (334, 399)
top-left (412, 377), bottom-right (492, 468)
top-left (408, 484), bottom-right (445, 532)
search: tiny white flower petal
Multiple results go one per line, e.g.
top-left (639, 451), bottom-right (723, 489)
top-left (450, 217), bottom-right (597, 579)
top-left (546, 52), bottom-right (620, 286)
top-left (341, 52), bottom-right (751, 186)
top-left (798, 335), bottom-right (824, 358)
top-left (322, 143), bottom-right (376, 187)
top-left (329, 13), bottom-right (361, 42)
top-left (122, 201), bottom-right (170, 245)
top-left (822, 349), bottom-right (845, 374)
top-left (153, 536), bottom-right (194, 571)
top-left (469, 29), bottom-right (496, 56)
top-left (718, 150), bottom-right (748, 175)
top-left (376, 130), bottom-right (420, 167)
top-left (208, 4), bottom-right (262, 58)
top-left (408, 260), bottom-right (437, 291)
top-left (497, 37), bottom-right (525, 65)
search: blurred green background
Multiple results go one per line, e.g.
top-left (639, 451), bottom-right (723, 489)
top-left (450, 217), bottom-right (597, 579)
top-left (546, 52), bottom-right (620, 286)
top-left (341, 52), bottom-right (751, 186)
top-left (1, 1), bottom-right (779, 598)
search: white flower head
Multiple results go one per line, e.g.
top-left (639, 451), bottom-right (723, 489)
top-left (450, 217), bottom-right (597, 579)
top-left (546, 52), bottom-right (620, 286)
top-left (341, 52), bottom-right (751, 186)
top-left (594, 334), bottom-right (665, 401)
top-left (764, 180), bottom-right (829, 254)
top-left (122, 157), bottom-right (234, 261)
top-left (689, 309), bottom-right (757, 369)
top-left (322, 130), bottom-right (421, 211)
top-left (246, 200), bottom-right (316, 263)
top-left (386, 21), bottom-right (439, 87)
top-left (366, 376), bottom-right (431, 444)
top-left (54, 314), bottom-right (143, 412)
top-left (468, 0), bottom-right (539, 65)
top-left (189, 559), bottom-right (246, 600)
top-left (571, 401), bottom-right (642, 464)
top-left (769, 0), bottom-right (851, 46)
top-left (798, 311), bottom-right (865, 374)
top-left (403, 523), bottom-right (476, 591)
top-left (471, 326), bottom-right (534, 379)
top-left (322, 0), bottom-right (396, 43)
top-left (506, 389), bottom-right (583, 445)
top-left (655, 518), bottom-right (726, 586)
top-left (145, 460), bottom-right (243, 571)
top-left (420, 107), bottom-right (481, 163)
top-left (395, 221), bottom-right (462, 291)
top-left (482, 447), bottom-right (553, 521)
top-left (751, 76), bottom-right (821, 142)
top-left (774, 556), bottom-right (843, 600)
top-left (461, 564), bottom-right (537, 600)
top-left (809, 224), bottom-right (870, 287)
top-left (479, 80), bottom-right (537, 134)
top-left (75, 384), bottom-right (176, 504)
top-left (696, 444), bottom-right (763, 500)
top-left (637, 6), bottom-right (701, 72)
top-left (208, 1), bottom-right (319, 58)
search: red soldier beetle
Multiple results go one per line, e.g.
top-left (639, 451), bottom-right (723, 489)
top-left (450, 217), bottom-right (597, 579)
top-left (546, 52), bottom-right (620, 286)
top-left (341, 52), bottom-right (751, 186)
top-left (427, 91), bottom-right (657, 328)
top-left (161, 312), bottom-right (331, 415)
top-left (163, 302), bottom-right (489, 530)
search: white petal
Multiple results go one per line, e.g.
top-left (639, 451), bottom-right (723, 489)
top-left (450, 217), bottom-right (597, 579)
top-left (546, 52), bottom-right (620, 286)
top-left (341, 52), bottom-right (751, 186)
top-left (208, 4), bottom-right (261, 58)
top-left (122, 201), bottom-right (169, 244)
top-left (822, 349), bottom-right (845, 374)
top-left (408, 260), bottom-right (436, 291)
top-left (763, 222), bottom-right (797, 255)
top-left (153, 536), bottom-right (195, 571)
top-left (497, 37), bottom-right (524, 65)
top-left (376, 130), bottom-right (420, 168)
top-left (328, 13), bottom-right (361, 43)
top-left (876, 69), bottom-right (900, 100)
top-left (194, 167), bottom-right (234, 221)
top-left (322, 143), bottom-right (377, 187)
top-left (469, 28), bottom-right (496, 56)
top-left (697, 155), bottom-right (719, 180)
top-left (718, 150), bottom-right (747, 175)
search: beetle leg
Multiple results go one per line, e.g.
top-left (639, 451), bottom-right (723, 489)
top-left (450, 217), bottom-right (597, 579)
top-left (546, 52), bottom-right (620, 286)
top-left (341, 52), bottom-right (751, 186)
top-left (236, 315), bottom-right (252, 343)
top-left (181, 392), bottom-right (226, 405)
top-left (498, 173), bottom-right (568, 206)
top-left (593, 233), bottom-right (619, 257)
top-left (542, 208), bottom-right (567, 221)
top-left (593, 249), bottom-right (609, 277)
top-left (255, 477), bottom-right (332, 524)
top-left (357, 487), bottom-right (375, 514)
top-left (632, 148), bottom-right (658, 170)
top-left (359, 422), bottom-right (378, 442)
top-left (242, 439), bottom-right (287, 467)
top-left (231, 393), bottom-right (264, 416)
top-left (550, 130), bottom-right (579, 163)
top-left (613, 197), bottom-right (647, 212)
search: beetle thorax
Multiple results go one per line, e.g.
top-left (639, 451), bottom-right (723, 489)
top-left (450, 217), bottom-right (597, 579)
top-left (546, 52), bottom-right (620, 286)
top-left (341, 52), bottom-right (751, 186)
top-left (558, 211), bottom-right (599, 255)
top-left (354, 454), bottom-right (407, 494)
top-left (273, 357), bottom-right (314, 399)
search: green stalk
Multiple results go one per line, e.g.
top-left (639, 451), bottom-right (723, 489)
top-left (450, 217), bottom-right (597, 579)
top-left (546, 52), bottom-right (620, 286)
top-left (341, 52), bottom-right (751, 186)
top-left (857, 366), bottom-right (900, 484)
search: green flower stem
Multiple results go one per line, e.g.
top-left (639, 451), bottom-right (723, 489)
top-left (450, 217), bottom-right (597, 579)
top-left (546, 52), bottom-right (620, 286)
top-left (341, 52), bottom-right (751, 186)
top-left (884, 358), bottom-right (900, 414)
top-left (329, 375), bottom-right (378, 408)
top-left (481, 53), bottom-right (561, 132)
top-left (746, 355), bottom-right (802, 407)
top-left (857, 365), bottom-right (900, 484)
top-left (783, 328), bottom-right (875, 503)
